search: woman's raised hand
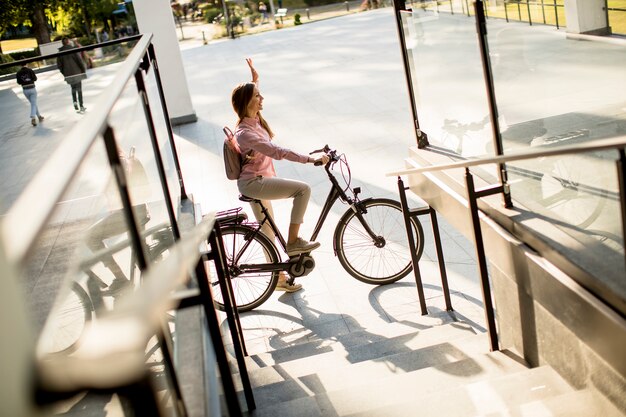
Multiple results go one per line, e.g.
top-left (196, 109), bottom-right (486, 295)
top-left (246, 58), bottom-right (259, 84)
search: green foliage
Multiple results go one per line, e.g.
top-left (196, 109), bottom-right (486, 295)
top-left (294, 13), bottom-right (302, 25)
top-left (5, 49), bottom-right (38, 61)
top-left (0, 53), bottom-right (19, 75)
top-left (204, 7), bottom-right (222, 23)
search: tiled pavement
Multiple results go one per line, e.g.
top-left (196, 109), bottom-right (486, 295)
top-left (0, 7), bottom-right (484, 362)
top-left (170, 8), bottom-right (485, 353)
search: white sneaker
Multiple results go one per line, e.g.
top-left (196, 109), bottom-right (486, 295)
top-left (286, 237), bottom-right (320, 256)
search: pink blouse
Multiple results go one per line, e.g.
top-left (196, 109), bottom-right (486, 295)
top-left (235, 117), bottom-right (309, 179)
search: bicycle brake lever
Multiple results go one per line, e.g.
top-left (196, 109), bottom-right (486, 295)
top-left (309, 144), bottom-right (331, 155)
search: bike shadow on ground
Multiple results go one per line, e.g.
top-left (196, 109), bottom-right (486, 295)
top-left (366, 281), bottom-right (486, 334)
top-left (221, 293), bottom-right (491, 405)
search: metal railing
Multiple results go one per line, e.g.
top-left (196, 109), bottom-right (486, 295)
top-left (408, 0), bottom-right (626, 34)
top-left (388, 133), bottom-right (626, 350)
top-left (0, 34), bottom-right (252, 415)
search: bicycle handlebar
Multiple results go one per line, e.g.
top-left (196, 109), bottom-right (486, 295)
top-left (310, 144), bottom-right (340, 166)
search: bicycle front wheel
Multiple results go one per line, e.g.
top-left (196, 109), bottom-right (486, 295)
top-left (210, 225), bottom-right (280, 312)
top-left (334, 198), bottom-right (424, 285)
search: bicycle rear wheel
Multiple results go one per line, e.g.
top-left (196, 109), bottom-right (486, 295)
top-left (334, 198), bottom-right (424, 285)
top-left (38, 282), bottom-right (93, 355)
top-left (210, 224), bottom-right (280, 312)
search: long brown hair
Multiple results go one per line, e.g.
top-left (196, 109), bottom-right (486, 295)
top-left (231, 82), bottom-right (274, 138)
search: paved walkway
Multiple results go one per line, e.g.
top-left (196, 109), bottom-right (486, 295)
top-left (172, 7), bottom-right (485, 354)
top-left (0, 8), bottom-right (484, 361)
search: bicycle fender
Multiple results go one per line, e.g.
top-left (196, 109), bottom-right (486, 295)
top-left (333, 197), bottom-right (376, 255)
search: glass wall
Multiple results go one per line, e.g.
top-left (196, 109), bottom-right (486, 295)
top-left (399, 1), bottom-right (626, 308)
top-left (0, 37), bottom-right (185, 414)
top-left (34, 135), bottom-right (176, 356)
top-left (144, 67), bottom-right (183, 215)
top-left (400, 6), bottom-right (495, 160)
top-left (487, 10), bottom-right (626, 298)
top-left (0, 38), bottom-right (138, 215)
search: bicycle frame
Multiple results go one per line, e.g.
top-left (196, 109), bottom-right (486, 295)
top-left (309, 165), bottom-right (381, 247)
top-left (230, 153), bottom-right (385, 276)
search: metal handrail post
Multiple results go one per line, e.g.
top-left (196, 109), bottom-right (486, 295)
top-left (465, 168), bottom-right (499, 351)
top-left (392, 0), bottom-right (430, 148)
top-left (397, 177), bottom-right (428, 315)
top-left (429, 207), bottom-right (453, 311)
top-left (504, 0), bottom-right (509, 21)
top-left (540, 0), bottom-right (546, 23)
top-left (554, 0), bottom-right (559, 29)
top-left (147, 44), bottom-right (188, 200)
top-left (103, 126), bottom-right (149, 270)
top-left (208, 226), bottom-right (248, 356)
top-left (193, 258), bottom-right (244, 417)
top-left (207, 227), bottom-right (256, 411)
top-left (119, 375), bottom-right (163, 416)
top-left (156, 325), bottom-right (189, 417)
top-left (617, 150), bottom-right (626, 273)
top-left (527, 0), bottom-right (533, 25)
top-left (474, 0), bottom-right (513, 208)
top-left (134, 65), bottom-right (182, 241)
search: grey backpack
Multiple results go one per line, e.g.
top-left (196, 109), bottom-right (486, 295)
top-left (223, 127), bottom-right (253, 180)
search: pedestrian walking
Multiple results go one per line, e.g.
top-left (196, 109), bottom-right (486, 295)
top-left (15, 64), bottom-right (44, 126)
top-left (259, 2), bottom-right (268, 23)
top-left (57, 37), bottom-right (88, 113)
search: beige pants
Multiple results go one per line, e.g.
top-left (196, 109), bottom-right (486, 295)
top-left (237, 176), bottom-right (311, 241)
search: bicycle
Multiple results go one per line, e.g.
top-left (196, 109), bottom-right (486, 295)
top-left (209, 145), bottom-right (425, 312)
top-left (39, 221), bottom-right (175, 355)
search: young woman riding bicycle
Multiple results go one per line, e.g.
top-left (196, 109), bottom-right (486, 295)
top-left (231, 58), bottom-right (329, 292)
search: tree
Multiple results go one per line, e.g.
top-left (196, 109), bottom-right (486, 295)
top-left (0, 0), bottom-right (61, 48)
top-left (31, 2), bottom-right (51, 45)
top-left (0, 0), bottom-right (116, 49)
top-left (0, 0), bottom-right (27, 53)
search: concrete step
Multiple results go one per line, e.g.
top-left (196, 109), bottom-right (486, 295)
top-left (340, 365), bottom-right (573, 417)
top-left (232, 309), bottom-right (469, 371)
top-left (241, 320), bottom-right (478, 374)
top-left (243, 332), bottom-right (490, 393)
top-left (244, 350), bottom-right (527, 416)
top-left (479, 388), bottom-right (626, 417)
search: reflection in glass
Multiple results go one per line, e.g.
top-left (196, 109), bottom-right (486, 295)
top-left (400, 8), bottom-right (494, 159)
top-left (0, 39), bottom-right (139, 216)
top-left (109, 78), bottom-right (177, 272)
top-left (33, 138), bottom-right (141, 355)
top-left (398, 3), bottom-right (626, 300)
top-left (144, 66), bottom-right (182, 217)
top-left (486, 12), bottom-right (626, 289)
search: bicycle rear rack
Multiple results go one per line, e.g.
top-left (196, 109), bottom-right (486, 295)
top-left (216, 207), bottom-right (248, 226)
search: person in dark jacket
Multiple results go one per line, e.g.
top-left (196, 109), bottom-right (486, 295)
top-left (16, 64), bottom-right (44, 126)
top-left (57, 37), bottom-right (87, 113)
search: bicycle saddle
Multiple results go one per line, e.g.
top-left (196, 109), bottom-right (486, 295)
top-left (239, 194), bottom-right (258, 203)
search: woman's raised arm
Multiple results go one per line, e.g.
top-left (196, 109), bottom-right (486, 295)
top-left (246, 58), bottom-right (259, 85)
